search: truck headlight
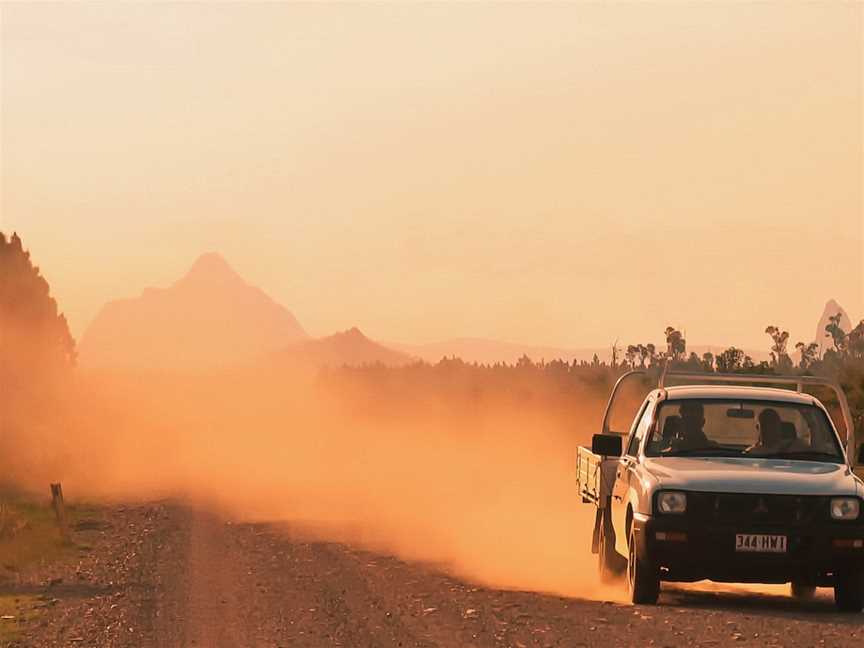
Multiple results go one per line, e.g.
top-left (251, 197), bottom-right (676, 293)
top-left (830, 497), bottom-right (860, 520)
top-left (657, 491), bottom-right (687, 515)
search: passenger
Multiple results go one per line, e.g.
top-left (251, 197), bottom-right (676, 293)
top-left (745, 408), bottom-right (783, 454)
top-left (779, 421), bottom-right (808, 451)
top-left (780, 421), bottom-right (797, 443)
top-left (675, 401), bottom-right (712, 451)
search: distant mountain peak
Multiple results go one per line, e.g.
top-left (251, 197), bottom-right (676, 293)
top-left (183, 252), bottom-right (242, 284)
top-left (826, 298), bottom-right (847, 312)
top-left (79, 252), bottom-right (308, 370)
top-left (270, 326), bottom-right (411, 368)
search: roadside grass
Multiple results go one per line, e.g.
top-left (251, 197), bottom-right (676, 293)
top-left (2, 499), bottom-right (63, 570)
top-left (0, 489), bottom-right (101, 643)
top-left (0, 491), bottom-right (97, 570)
top-left (0, 594), bottom-right (40, 643)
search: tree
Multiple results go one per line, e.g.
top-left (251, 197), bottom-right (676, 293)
top-left (701, 352), bottom-right (715, 372)
top-left (664, 327), bottom-right (686, 362)
top-left (0, 232), bottom-right (76, 487)
top-left (516, 354), bottom-right (533, 369)
top-left (645, 343), bottom-right (658, 368)
top-left (765, 325), bottom-right (792, 370)
top-left (0, 232), bottom-right (76, 373)
top-left (795, 341), bottom-right (820, 370)
top-left (635, 344), bottom-right (647, 368)
top-left (847, 320), bottom-right (864, 360)
top-left (826, 312), bottom-right (848, 355)
top-left (684, 352), bottom-right (702, 371)
top-left (625, 345), bottom-right (639, 369)
top-left (716, 347), bottom-right (744, 373)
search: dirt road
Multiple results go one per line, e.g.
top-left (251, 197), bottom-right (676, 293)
top-left (4, 503), bottom-right (862, 647)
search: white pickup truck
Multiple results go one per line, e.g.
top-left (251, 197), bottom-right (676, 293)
top-left (576, 371), bottom-right (864, 610)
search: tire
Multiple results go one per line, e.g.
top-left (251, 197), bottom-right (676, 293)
top-left (597, 508), bottom-right (616, 583)
top-left (834, 570), bottom-right (864, 612)
top-left (627, 527), bottom-right (660, 604)
top-left (790, 582), bottom-right (816, 600)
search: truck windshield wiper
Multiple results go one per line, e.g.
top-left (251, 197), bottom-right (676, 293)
top-left (661, 446), bottom-right (741, 457)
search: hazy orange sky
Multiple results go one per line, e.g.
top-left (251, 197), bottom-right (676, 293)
top-left (1, 2), bottom-right (861, 350)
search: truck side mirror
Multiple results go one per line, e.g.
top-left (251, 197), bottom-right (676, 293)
top-left (857, 443), bottom-right (864, 464)
top-left (592, 433), bottom-right (622, 457)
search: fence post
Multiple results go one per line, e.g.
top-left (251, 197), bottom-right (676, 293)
top-left (50, 483), bottom-right (69, 543)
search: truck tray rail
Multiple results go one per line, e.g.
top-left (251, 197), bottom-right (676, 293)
top-left (575, 446), bottom-right (618, 508)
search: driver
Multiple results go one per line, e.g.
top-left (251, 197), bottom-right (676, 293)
top-left (675, 401), bottom-right (712, 451)
top-left (756, 407), bottom-right (783, 450)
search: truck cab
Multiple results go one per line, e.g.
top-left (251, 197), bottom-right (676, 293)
top-left (579, 371), bottom-right (864, 611)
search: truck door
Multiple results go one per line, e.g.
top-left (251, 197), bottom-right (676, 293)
top-left (612, 398), bottom-right (655, 556)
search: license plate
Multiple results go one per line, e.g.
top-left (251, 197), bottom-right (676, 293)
top-left (735, 534), bottom-right (787, 553)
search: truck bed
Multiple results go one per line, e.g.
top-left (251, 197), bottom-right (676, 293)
top-left (576, 445), bottom-right (618, 508)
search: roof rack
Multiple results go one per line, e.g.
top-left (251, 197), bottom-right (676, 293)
top-left (662, 371), bottom-right (813, 391)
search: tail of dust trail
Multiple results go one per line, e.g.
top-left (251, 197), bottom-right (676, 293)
top-left (7, 363), bottom-right (623, 600)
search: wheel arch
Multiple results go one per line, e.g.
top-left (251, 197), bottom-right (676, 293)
top-left (625, 504), bottom-right (634, 545)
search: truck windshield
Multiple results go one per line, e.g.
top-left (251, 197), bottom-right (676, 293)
top-left (644, 399), bottom-right (844, 462)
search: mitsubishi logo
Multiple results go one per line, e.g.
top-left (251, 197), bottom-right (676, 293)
top-left (754, 497), bottom-right (769, 514)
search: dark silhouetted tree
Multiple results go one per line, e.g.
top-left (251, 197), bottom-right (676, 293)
top-left (0, 232), bottom-right (76, 488)
top-left (795, 341), bottom-right (820, 370)
top-left (664, 327), bottom-right (686, 362)
top-left (716, 347), bottom-right (744, 373)
top-left (0, 232), bottom-right (76, 374)
top-left (635, 344), bottom-right (647, 368)
top-left (684, 352), bottom-right (702, 371)
top-left (646, 343), bottom-right (658, 368)
top-left (626, 345), bottom-right (639, 369)
top-left (846, 320), bottom-right (864, 360)
top-left (765, 325), bottom-right (792, 371)
top-left (516, 354), bottom-right (534, 369)
top-left (826, 313), bottom-right (848, 355)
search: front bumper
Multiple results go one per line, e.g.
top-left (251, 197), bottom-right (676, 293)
top-left (633, 513), bottom-right (864, 586)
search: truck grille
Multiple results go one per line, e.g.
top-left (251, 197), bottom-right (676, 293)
top-left (687, 493), bottom-right (827, 527)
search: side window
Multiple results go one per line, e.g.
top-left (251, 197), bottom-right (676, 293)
top-left (627, 400), bottom-right (655, 457)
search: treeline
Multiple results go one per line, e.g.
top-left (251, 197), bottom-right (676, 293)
top-left (616, 322), bottom-right (864, 434)
top-left (0, 232), bottom-right (77, 486)
top-left (0, 232), bottom-right (76, 374)
top-left (619, 321), bottom-right (864, 374)
top-left (1, 229), bottom-right (862, 441)
top-left (332, 322), bottom-right (864, 436)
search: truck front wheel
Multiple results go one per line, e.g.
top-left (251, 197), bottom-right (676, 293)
top-left (834, 570), bottom-right (864, 612)
top-left (627, 527), bottom-right (660, 604)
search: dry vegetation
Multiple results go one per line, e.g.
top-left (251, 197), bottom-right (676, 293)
top-left (0, 491), bottom-right (99, 645)
top-left (2, 231), bottom-right (864, 645)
